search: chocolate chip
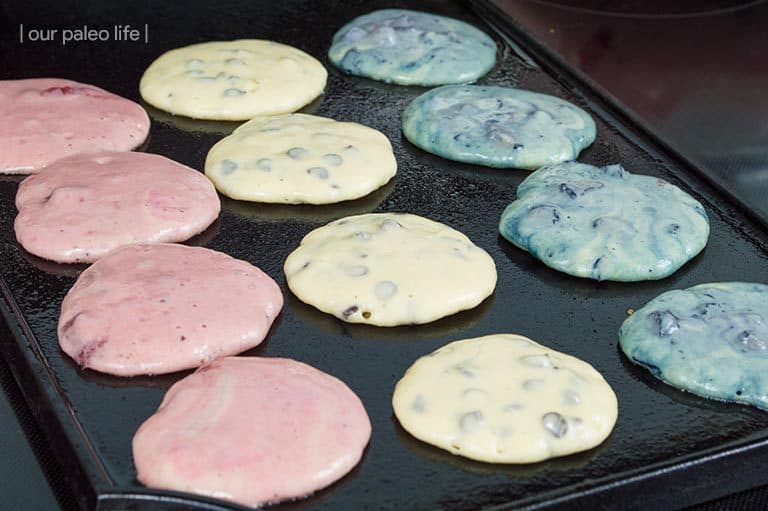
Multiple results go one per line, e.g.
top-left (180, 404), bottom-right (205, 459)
top-left (323, 153), bottom-right (343, 166)
top-left (375, 281), bottom-right (397, 300)
top-left (220, 159), bottom-right (238, 175)
top-left (560, 183), bottom-right (578, 199)
top-left (513, 143), bottom-right (524, 150)
top-left (307, 167), bottom-right (329, 179)
top-left (667, 223), bottom-right (680, 235)
top-left (542, 412), bottom-right (568, 438)
top-left (380, 218), bottom-right (403, 231)
top-left (519, 354), bottom-right (553, 369)
top-left (256, 158), bottom-right (272, 171)
top-left (344, 265), bottom-right (368, 277)
top-left (650, 310), bottom-right (680, 336)
top-left (522, 379), bottom-right (544, 391)
top-left (342, 305), bottom-right (358, 318)
top-left (487, 127), bottom-right (515, 144)
top-left (223, 88), bottom-right (246, 97)
top-left (736, 330), bottom-right (768, 352)
top-left (453, 363), bottom-right (475, 378)
top-left (462, 388), bottom-right (486, 398)
top-left (459, 410), bottom-right (484, 432)
top-left (562, 389), bottom-right (581, 405)
top-left (452, 247), bottom-right (469, 261)
top-left (287, 147), bottom-right (308, 159)
top-left (362, 311), bottom-right (372, 319)
top-left (412, 395), bottom-right (427, 413)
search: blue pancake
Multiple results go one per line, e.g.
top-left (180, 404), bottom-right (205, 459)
top-left (328, 9), bottom-right (496, 86)
top-left (498, 162), bottom-right (710, 281)
top-left (401, 85), bottom-right (595, 169)
top-left (619, 282), bottom-right (768, 411)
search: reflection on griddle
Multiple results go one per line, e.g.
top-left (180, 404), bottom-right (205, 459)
top-left (0, 174), bottom-right (27, 185)
top-left (495, 234), bottom-right (707, 299)
top-left (141, 93), bottom-right (325, 136)
top-left (69, 313), bottom-right (281, 390)
top-left (142, 102), bottom-right (243, 136)
top-left (18, 247), bottom-right (89, 279)
top-left (617, 344), bottom-right (767, 420)
top-left (287, 290), bottom-right (494, 342)
top-left (59, 353), bottom-right (189, 391)
top-left (17, 218), bottom-right (221, 278)
top-left (182, 217), bottom-right (221, 248)
top-left (391, 414), bottom-right (608, 476)
top-left (221, 178), bottom-right (396, 224)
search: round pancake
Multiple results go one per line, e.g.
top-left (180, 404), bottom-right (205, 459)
top-left (0, 78), bottom-right (149, 174)
top-left (140, 40), bottom-right (327, 120)
top-left (393, 334), bottom-right (618, 463)
top-left (133, 356), bottom-right (371, 507)
top-left (285, 213), bottom-right (497, 326)
top-left (499, 162), bottom-right (710, 281)
top-left (402, 85), bottom-right (595, 169)
top-left (58, 244), bottom-right (282, 376)
top-left (14, 151), bottom-right (220, 264)
top-left (328, 9), bottom-right (496, 86)
top-left (620, 282), bottom-right (768, 410)
top-left (205, 113), bottom-right (396, 204)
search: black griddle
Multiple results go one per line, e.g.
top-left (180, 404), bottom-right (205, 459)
top-left (2, 1), bottom-right (768, 510)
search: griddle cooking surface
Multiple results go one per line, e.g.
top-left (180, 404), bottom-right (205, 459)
top-left (2, 1), bottom-right (768, 510)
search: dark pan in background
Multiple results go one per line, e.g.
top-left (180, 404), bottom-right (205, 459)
top-left (1, 0), bottom-right (768, 510)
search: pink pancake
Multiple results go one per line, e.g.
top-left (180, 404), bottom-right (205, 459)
top-left (133, 357), bottom-right (371, 507)
top-left (0, 78), bottom-right (150, 173)
top-left (58, 244), bottom-right (283, 376)
top-left (15, 151), bottom-right (220, 263)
